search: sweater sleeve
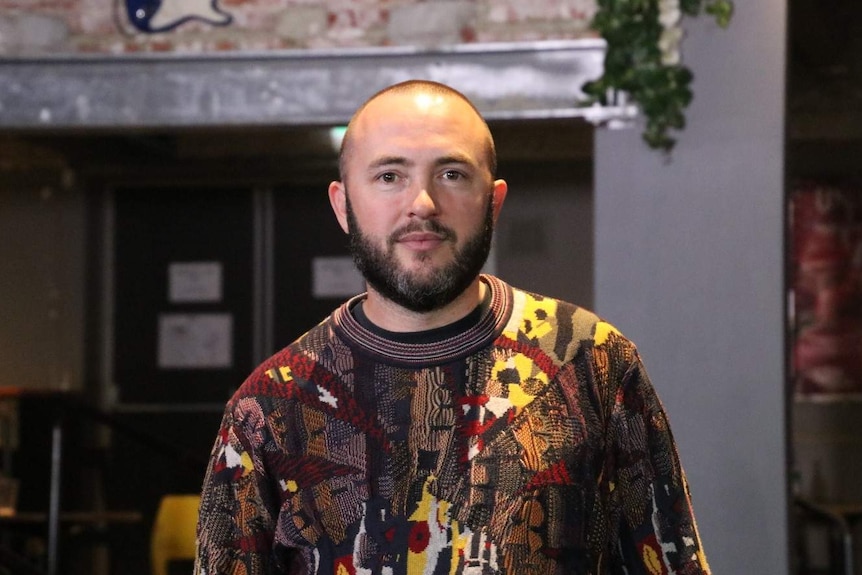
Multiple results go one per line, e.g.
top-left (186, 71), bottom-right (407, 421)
top-left (195, 396), bottom-right (281, 575)
top-left (608, 353), bottom-right (711, 575)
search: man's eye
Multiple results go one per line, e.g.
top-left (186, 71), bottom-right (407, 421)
top-left (443, 170), bottom-right (463, 181)
top-left (379, 172), bottom-right (398, 183)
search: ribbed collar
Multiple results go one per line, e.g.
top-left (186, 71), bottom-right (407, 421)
top-left (331, 275), bottom-right (513, 367)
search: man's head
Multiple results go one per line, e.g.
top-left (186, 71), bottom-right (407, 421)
top-left (328, 80), bottom-right (508, 314)
top-left (338, 80), bottom-right (498, 183)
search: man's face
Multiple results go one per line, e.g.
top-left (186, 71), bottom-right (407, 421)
top-left (345, 190), bottom-right (494, 312)
top-left (330, 90), bottom-right (507, 313)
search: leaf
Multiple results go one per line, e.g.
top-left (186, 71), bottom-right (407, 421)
top-left (706, 1), bottom-right (734, 28)
top-left (583, 0), bottom-right (733, 152)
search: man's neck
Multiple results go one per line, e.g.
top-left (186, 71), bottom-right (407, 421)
top-left (362, 278), bottom-right (485, 333)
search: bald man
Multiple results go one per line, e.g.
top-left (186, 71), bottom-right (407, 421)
top-left (195, 80), bottom-right (709, 575)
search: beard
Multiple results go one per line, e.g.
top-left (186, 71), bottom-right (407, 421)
top-left (346, 193), bottom-right (495, 313)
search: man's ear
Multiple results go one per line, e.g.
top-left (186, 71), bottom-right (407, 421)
top-left (491, 179), bottom-right (508, 222)
top-left (328, 181), bottom-right (350, 233)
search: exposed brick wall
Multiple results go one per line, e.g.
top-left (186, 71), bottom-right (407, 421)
top-left (0, 0), bottom-right (597, 55)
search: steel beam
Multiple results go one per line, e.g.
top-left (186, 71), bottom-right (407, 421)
top-left (0, 40), bottom-right (633, 130)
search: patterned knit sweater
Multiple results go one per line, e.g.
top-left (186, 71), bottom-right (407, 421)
top-left (195, 275), bottom-right (709, 575)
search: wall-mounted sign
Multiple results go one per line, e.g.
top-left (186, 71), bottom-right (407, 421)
top-left (168, 261), bottom-right (223, 304)
top-left (158, 313), bottom-right (232, 369)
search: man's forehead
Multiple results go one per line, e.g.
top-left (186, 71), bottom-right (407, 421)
top-left (374, 89), bottom-right (452, 112)
top-left (412, 92), bottom-right (448, 111)
top-left (360, 89), bottom-right (474, 119)
top-left (340, 86), bottom-right (495, 177)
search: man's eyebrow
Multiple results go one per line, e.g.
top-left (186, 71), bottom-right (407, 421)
top-left (368, 156), bottom-right (412, 169)
top-left (366, 154), bottom-right (475, 170)
top-left (435, 154), bottom-right (473, 166)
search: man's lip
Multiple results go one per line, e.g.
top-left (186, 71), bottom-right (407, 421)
top-left (396, 232), bottom-right (447, 251)
top-left (397, 232), bottom-right (445, 242)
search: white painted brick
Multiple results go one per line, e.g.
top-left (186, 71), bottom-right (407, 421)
top-left (388, 1), bottom-right (477, 45)
top-left (0, 0), bottom-right (600, 55)
top-left (276, 5), bottom-right (328, 42)
top-left (0, 14), bottom-right (69, 53)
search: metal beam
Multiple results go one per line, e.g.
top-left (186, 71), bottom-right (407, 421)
top-left (0, 40), bottom-right (633, 130)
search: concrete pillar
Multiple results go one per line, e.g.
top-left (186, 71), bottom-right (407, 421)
top-left (593, 2), bottom-right (788, 573)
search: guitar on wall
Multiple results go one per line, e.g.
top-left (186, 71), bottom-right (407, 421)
top-left (123, 0), bottom-right (232, 33)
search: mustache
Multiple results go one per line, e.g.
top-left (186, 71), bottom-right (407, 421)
top-left (390, 220), bottom-right (456, 243)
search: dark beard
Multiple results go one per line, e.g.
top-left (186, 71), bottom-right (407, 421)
top-left (346, 194), bottom-right (494, 313)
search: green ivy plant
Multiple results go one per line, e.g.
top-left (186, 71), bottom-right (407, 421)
top-left (583, 0), bottom-right (733, 152)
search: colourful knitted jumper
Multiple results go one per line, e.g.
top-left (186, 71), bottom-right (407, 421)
top-left (195, 275), bottom-right (709, 575)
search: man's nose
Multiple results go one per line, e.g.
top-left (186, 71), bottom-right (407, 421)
top-left (408, 185), bottom-right (438, 218)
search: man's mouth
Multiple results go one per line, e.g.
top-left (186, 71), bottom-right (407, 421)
top-left (396, 231), bottom-right (446, 250)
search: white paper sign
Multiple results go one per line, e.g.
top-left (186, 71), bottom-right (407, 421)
top-left (312, 256), bottom-right (365, 299)
top-left (168, 261), bottom-right (223, 303)
top-left (158, 313), bottom-right (232, 369)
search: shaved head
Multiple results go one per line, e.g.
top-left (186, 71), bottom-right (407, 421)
top-left (338, 80), bottom-right (497, 182)
top-left (326, 77), bottom-right (509, 322)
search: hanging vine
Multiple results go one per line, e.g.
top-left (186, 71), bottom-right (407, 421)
top-left (583, 0), bottom-right (734, 152)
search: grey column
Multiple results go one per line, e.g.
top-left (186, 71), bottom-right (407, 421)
top-left (593, 3), bottom-right (788, 574)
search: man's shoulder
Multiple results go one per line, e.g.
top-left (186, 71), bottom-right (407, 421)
top-left (504, 282), bottom-right (635, 360)
top-left (507, 283), bottom-right (617, 336)
top-left (230, 315), bottom-right (339, 404)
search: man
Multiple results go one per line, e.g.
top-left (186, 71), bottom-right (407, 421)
top-left (195, 80), bottom-right (709, 575)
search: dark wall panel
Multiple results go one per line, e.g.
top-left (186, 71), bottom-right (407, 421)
top-left (272, 186), bottom-right (357, 351)
top-left (113, 186), bottom-right (254, 404)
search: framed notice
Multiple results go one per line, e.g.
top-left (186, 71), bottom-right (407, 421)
top-left (168, 261), bottom-right (223, 303)
top-left (157, 313), bottom-right (233, 369)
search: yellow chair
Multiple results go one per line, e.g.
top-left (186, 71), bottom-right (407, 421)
top-left (150, 494), bottom-right (201, 575)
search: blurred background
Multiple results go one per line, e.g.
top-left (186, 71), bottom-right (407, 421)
top-left (1, 0), bottom-right (859, 573)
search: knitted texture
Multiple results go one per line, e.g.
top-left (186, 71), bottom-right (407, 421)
top-left (195, 275), bottom-right (709, 575)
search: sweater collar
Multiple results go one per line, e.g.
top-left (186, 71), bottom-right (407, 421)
top-left (331, 275), bottom-right (513, 366)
